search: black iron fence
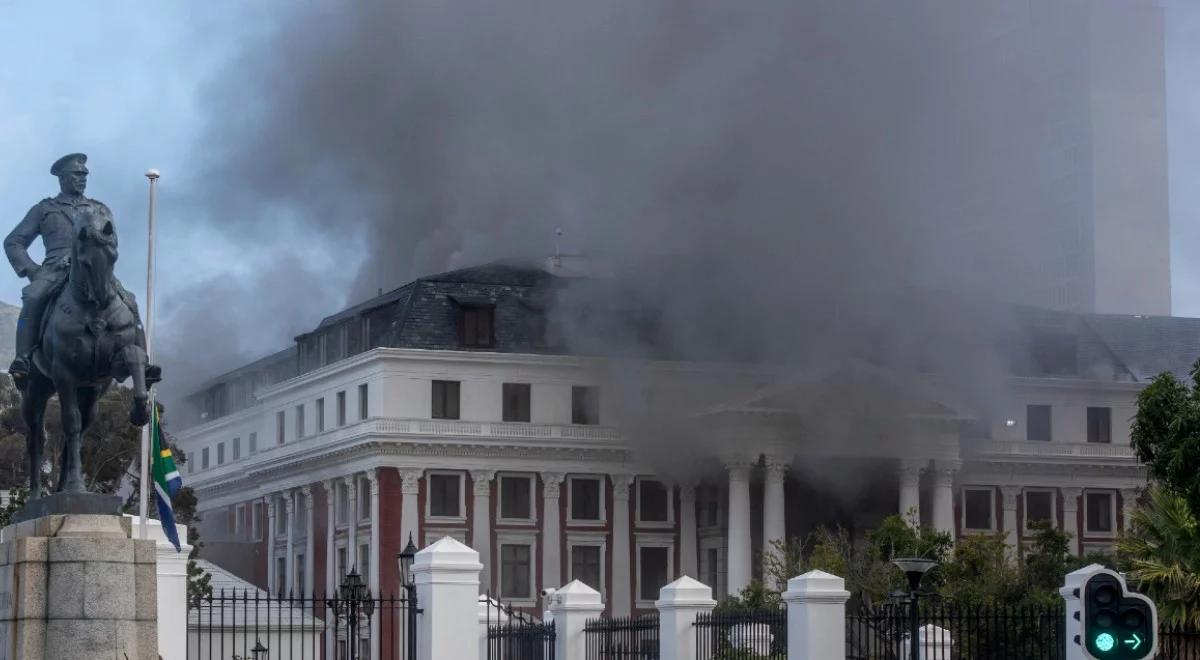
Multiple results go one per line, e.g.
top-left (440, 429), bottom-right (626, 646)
top-left (188, 588), bottom-right (415, 660)
top-left (1160, 624), bottom-right (1200, 659)
top-left (484, 593), bottom-right (556, 660)
top-left (694, 608), bottom-right (787, 659)
top-left (846, 601), bottom-right (1066, 660)
top-left (585, 615), bottom-right (660, 659)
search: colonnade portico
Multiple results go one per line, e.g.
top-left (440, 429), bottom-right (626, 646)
top-left (893, 458), bottom-right (960, 538)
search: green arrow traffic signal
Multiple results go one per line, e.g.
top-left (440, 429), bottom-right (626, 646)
top-left (1079, 569), bottom-right (1158, 659)
top-left (1124, 634), bottom-right (1142, 650)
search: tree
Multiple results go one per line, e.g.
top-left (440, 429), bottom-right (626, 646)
top-left (1116, 485), bottom-right (1200, 627)
top-left (1131, 359), bottom-right (1200, 519)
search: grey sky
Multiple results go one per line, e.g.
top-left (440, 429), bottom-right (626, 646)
top-left (1, 1), bottom-right (1199, 406)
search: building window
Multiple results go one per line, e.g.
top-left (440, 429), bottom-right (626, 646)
top-left (1026, 405), bottom-right (1051, 442)
top-left (432, 380), bottom-right (461, 420)
top-left (637, 479), bottom-right (671, 524)
top-left (337, 546), bottom-right (348, 581)
top-left (500, 544), bottom-right (532, 600)
top-left (1087, 407), bottom-right (1111, 444)
top-left (235, 505), bottom-right (246, 538)
top-left (1024, 490), bottom-right (1055, 531)
top-left (499, 475), bottom-right (534, 521)
top-left (962, 488), bottom-right (995, 531)
top-left (1085, 491), bottom-right (1115, 535)
top-left (316, 398), bottom-right (325, 433)
top-left (275, 557), bottom-right (286, 596)
top-left (252, 501), bottom-right (263, 540)
top-left (359, 479), bottom-right (371, 519)
top-left (572, 386), bottom-right (600, 425)
top-left (336, 391), bottom-right (346, 427)
top-left (570, 545), bottom-right (602, 592)
top-left (249, 432), bottom-right (257, 454)
top-left (704, 548), bottom-right (720, 592)
top-left (359, 543), bottom-right (370, 582)
top-left (698, 486), bottom-right (720, 527)
top-left (216, 442), bottom-right (225, 465)
top-left (187, 458), bottom-right (194, 475)
top-left (295, 404), bottom-right (305, 439)
top-left (338, 483), bottom-right (350, 524)
top-left (277, 496), bottom-right (289, 535)
top-left (201, 447), bottom-right (209, 469)
top-left (502, 383), bottom-right (532, 423)
top-left (568, 476), bottom-right (603, 522)
top-left (232, 437), bottom-right (241, 461)
top-left (461, 306), bottom-right (495, 348)
top-left (428, 473), bottom-right (463, 518)
top-left (358, 383), bottom-right (369, 420)
top-left (638, 545), bottom-right (671, 603)
top-left (276, 411), bottom-right (285, 445)
top-left (296, 553), bottom-right (306, 595)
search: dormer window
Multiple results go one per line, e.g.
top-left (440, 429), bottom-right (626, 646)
top-left (460, 305), bottom-right (494, 348)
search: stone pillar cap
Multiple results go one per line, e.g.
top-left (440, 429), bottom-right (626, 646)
top-left (550, 580), bottom-right (604, 610)
top-left (412, 536), bottom-right (481, 573)
top-left (655, 575), bottom-right (716, 608)
top-left (783, 570), bottom-right (850, 603)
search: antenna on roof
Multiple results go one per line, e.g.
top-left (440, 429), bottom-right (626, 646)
top-left (554, 227), bottom-right (564, 259)
top-left (378, 287), bottom-right (383, 297)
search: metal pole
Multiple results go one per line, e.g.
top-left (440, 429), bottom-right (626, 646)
top-left (136, 168), bottom-right (159, 540)
top-left (407, 584), bottom-right (418, 660)
top-left (910, 591), bottom-right (920, 660)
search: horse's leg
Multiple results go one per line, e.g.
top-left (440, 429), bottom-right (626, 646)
top-left (52, 374), bottom-right (84, 494)
top-left (121, 345), bottom-right (150, 427)
top-left (20, 370), bottom-right (54, 499)
top-left (74, 386), bottom-right (102, 491)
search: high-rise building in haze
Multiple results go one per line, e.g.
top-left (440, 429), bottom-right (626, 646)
top-left (922, 0), bottom-right (1170, 315)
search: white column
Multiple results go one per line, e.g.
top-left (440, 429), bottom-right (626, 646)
top-left (1061, 487), bottom-right (1082, 555)
top-left (1000, 486), bottom-right (1020, 549)
top-left (285, 491), bottom-right (296, 595)
top-left (678, 483), bottom-right (698, 578)
top-left (550, 580), bottom-right (605, 660)
top-left (726, 460), bottom-right (753, 596)
top-left (303, 485), bottom-right (315, 597)
top-left (1061, 563), bottom-right (1107, 660)
top-left (266, 496), bottom-right (277, 595)
top-left (541, 471), bottom-right (565, 590)
top-left (400, 468), bottom-right (423, 549)
top-left (611, 474), bottom-right (634, 617)
top-left (782, 570), bottom-right (851, 660)
top-left (323, 480), bottom-right (337, 660)
top-left (762, 457), bottom-right (788, 585)
top-left (368, 469), bottom-right (381, 660)
top-left (930, 461), bottom-right (958, 540)
top-left (656, 576), bottom-right (716, 660)
top-left (470, 470), bottom-right (495, 590)
top-left (898, 460), bottom-right (923, 524)
top-left (414, 537), bottom-right (483, 660)
top-left (346, 475), bottom-right (359, 570)
top-left (1120, 487), bottom-right (1140, 533)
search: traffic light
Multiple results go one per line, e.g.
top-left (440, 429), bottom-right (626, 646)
top-left (1077, 569), bottom-right (1157, 659)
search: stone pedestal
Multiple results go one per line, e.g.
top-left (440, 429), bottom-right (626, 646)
top-left (0, 514), bottom-right (158, 660)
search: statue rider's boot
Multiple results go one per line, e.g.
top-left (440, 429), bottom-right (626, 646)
top-left (8, 314), bottom-right (37, 382)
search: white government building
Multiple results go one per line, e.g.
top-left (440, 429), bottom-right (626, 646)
top-left (175, 257), bottom-right (1195, 619)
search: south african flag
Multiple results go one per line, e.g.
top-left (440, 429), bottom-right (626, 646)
top-left (151, 404), bottom-right (184, 552)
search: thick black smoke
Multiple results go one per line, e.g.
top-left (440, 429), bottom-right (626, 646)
top-left (159, 1), bottom-right (1148, 463)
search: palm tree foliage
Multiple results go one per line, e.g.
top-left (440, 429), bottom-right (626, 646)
top-left (1117, 486), bottom-right (1200, 627)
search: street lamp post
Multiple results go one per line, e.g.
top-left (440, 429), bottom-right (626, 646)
top-left (892, 557), bottom-right (938, 660)
top-left (397, 533), bottom-right (420, 660)
top-left (327, 568), bottom-right (375, 660)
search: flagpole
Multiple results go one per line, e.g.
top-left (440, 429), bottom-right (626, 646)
top-left (137, 168), bottom-right (160, 540)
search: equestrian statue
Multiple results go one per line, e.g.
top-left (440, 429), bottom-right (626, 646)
top-left (4, 153), bottom-right (160, 499)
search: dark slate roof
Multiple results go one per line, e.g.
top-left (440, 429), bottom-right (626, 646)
top-left (1081, 314), bottom-right (1200, 381)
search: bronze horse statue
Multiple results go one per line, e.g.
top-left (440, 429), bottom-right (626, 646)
top-left (20, 206), bottom-right (154, 497)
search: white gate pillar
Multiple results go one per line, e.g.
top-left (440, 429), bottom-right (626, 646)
top-left (782, 570), bottom-right (850, 660)
top-left (657, 576), bottom-right (716, 660)
top-left (414, 537), bottom-right (483, 660)
top-left (550, 580), bottom-right (605, 660)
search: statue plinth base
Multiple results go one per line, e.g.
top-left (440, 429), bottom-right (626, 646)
top-left (0, 514), bottom-right (158, 659)
top-left (11, 492), bottom-right (122, 524)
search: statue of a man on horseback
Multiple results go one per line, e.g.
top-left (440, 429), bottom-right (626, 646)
top-left (4, 153), bottom-right (158, 499)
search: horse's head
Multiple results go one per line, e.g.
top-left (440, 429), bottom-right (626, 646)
top-left (71, 207), bottom-right (119, 308)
